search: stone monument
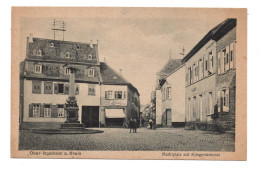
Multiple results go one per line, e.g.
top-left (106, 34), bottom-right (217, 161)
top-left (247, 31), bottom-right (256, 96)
top-left (60, 67), bottom-right (85, 129)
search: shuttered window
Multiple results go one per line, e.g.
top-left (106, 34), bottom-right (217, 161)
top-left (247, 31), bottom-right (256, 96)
top-left (88, 84), bottom-right (95, 96)
top-left (44, 81), bottom-right (53, 94)
top-left (32, 81), bottom-right (41, 94)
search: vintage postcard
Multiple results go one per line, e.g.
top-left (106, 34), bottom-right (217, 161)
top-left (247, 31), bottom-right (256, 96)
top-left (11, 7), bottom-right (247, 160)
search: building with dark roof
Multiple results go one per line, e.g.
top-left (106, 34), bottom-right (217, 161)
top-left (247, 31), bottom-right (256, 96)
top-left (19, 36), bottom-right (140, 129)
top-left (183, 18), bottom-right (236, 132)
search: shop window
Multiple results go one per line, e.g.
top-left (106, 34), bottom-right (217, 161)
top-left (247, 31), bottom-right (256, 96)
top-left (44, 105), bottom-right (51, 117)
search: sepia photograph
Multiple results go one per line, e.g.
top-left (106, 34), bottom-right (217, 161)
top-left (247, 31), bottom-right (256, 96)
top-left (11, 7), bottom-right (247, 160)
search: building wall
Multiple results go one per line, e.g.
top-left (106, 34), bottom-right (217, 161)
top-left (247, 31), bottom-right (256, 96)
top-left (215, 27), bottom-right (236, 129)
top-left (167, 66), bottom-right (185, 123)
top-left (185, 40), bottom-right (217, 130)
top-left (100, 85), bottom-right (128, 126)
top-left (23, 79), bottom-right (100, 124)
top-left (155, 90), bottom-right (162, 125)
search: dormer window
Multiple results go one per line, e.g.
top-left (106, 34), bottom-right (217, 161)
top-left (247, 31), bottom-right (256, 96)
top-left (88, 69), bottom-right (95, 77)
top-left (36, 49), bottom-right (42, 56)
top-left (88, 54), bottom-right (93, 60)
top-left (34, 64), bottom-right (42, 73)
top-left (64, 67), bottom-right (71, 75)
top-left (50, 42), bottom-right (54, 47)
top-left (76, 44), bottom-right (81, 50)
top-left (65, 52), bottom-right (71, 58)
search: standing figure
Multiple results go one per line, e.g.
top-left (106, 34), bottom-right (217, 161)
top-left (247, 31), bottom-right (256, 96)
top-left (133, 118), bottom-right (137, 133)
top-left (149, 119), bottom-right (153, 129)
top-left (129, 118), bottom-right (134, 133)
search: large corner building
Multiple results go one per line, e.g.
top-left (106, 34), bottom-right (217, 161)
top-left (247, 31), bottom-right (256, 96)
top-left (20, 37), bottom-right (140, 129)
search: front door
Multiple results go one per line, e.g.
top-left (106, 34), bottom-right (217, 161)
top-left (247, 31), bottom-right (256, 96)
top-left (166, 109), bottom-right (172, 126)
top-left (82, 106), bottom-right (99, 128)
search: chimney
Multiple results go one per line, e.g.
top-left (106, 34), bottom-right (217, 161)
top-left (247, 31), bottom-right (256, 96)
top-left (90, 40), bottom-right (93, 48)
top-left (29, 33), bottom-right (33, 43)
top-left (119, 69), bottom-right (122, 76)
top-left (104, 57), bottom-right (106, 63)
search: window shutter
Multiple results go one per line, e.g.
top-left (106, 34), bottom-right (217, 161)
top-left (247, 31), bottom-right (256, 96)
top-left (64, 84), bottom-right (69, 94)
top-left (44, 82), bottom-right (48, 94)
top-left (217, 52), bottom-right (221, 74)
top-left (63, 104), bottom-right (67, 117)
top-left (75, 84), bottom-right (79, 95)
top-left (51, 105), bottom-right (58, 117)
top-left (29, 104), bottom-right (33, 117)
top-left (226, 45), bottom-right (230, 71)
top-left (226, 88), bottom-right (229, 112)
top-left (185, 70), bottom-right (188, 86)
top-left (54, 83), bottom-right (58, 94)
top-left (234, 41), bottom-right (236, 68)
top-left (105, 91), bottom-right (108, 99)
top-left (217, 90), bottom-right (221, 113)
top-left (230, 42), bottom-right (234, 69)
top-left (40, 104), bottom-right (44, 117)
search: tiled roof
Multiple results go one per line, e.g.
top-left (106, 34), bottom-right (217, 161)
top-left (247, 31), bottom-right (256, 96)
top-left (100, 62), bottom-right (139, 95)
top-left (100, 62), bottom-right (129, 84)
top-left (182, 18), bottom-right (237, 63)
top-left (157, 59), bottom-right (182, 75)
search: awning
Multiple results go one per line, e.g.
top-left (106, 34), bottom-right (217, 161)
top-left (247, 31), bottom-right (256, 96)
top-left (105, 109), bottom-right (125, 118)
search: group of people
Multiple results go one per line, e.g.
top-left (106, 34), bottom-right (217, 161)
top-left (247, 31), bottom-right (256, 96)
top-left (129, 118), bottom-right (138, 133)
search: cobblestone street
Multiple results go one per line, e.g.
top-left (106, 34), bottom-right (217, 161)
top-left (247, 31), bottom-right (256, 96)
top-left (19, 128), bottom-right (235, 151)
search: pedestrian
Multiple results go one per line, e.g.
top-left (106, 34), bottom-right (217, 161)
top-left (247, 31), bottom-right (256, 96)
top-left (149, 119), bottom-right (153, 129)
top-left (133, 118), bottom-right (137, 133)
top-left (129, 118), bottom-right (134, 133)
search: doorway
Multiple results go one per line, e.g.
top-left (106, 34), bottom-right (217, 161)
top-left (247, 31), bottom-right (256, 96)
top-left (82, 106), bottom-right (99, 128)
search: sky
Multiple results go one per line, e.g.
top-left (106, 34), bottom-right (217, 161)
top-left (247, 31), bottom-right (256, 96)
top-left (19, 9), bottom-right (228, 105)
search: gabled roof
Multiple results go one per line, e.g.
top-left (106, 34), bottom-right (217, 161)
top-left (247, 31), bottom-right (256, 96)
top-left (157, 59), bottom-right (182, 75)
top-left (182, 18), bottom-right (237, 63)
top-left (100, 62), bottom-right (140, 95)
top-left (100, 62), bottom-right (129, 85)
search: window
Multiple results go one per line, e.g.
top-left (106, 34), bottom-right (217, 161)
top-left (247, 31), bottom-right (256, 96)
top-left (115, 91), bottom-right (123, 99)
top-left (166, 87), bottom-right (171, 99)
top-left (123, 91), bottom-right (127, 99)
top-left (58, 84), bottom-right (64, 94)
top-left (36, 49), bottom-right (42, 56)
top-left (64, 67), bottom-right (71, 75)
top-left (88, 69), bottom-right (95, 77)
top-left (208, 51), bottom-right (213, 73)
top-left (65, 52), bottom-right (70, 58)
top-left (32, 80), bottom-right (41, 94)
top-left (76, 44), bottom-right (81, 50)
top-left (34, 65), bottom-right (42, 73)
top-left (57, 105), bottom-right (64, 117)
top-left (199, 95), bottom-right (203, 121)
top-left (105, 90), bottom-right (113, 99)
top-left (199, 58), bottom-right (204, 79)
top-left (88, 84), bottom-right (95, 96)
top-left (221, 89), bottom-right (229, 112)
top-left (88, 54), bottom-right (93, 60)
top-left (50, 42), bottom-right (54, 47)
top-left (33, 104), bottom-right (40, 117)
top-left (44, 81), bottom-right (53, 94)
top-left (208, 92), bottom-right (213, 115)
top-left (44, 105), bottom-right (51, 117)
